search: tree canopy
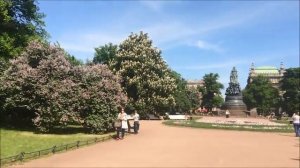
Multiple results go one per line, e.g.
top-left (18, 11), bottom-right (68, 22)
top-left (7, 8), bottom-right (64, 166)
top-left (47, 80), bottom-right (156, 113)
top-left (0, 0), bottom-right (47, 61)
top-left (111, 32), bottom-right (176, 117)
top-left (199, 73), bottom-right (224, 111)
top-left (280, 68), bottom-right (300, 116)
top-left (93, 43), bottom-right (118, 65)
top-left (64, 52), bottom-right (83, 66)
top-left (169, 70), bottom-right (192, 113)
top-left (187, 88), bottom-right (202, 112)
top-left (243, 76), bottom-right (279, 116)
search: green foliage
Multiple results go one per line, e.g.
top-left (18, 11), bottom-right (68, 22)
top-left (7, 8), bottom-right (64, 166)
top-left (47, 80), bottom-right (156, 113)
top-left (0, 0), bottom-right (48, 60)
top-left (64, 52), bottom-right (83, 66)
top-left (199, 73), bottom-right (224, 111)
top-left (0, 41), bottom-right (126, 133)
top-left (111, 32), bottom-right (176, 117)
top-left (243, 76), bottom-right (279, 116)
top-left (93, 43), bottom-right (118, 65)
top-left (187, 88), bottom-right (202, 111)
top-left (280, 68), bottom-right (300, 116)
top-left (169, 70), bottom-right (191, 113)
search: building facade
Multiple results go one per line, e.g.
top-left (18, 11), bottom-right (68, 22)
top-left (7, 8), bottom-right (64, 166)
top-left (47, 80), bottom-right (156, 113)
top-left (186, 80), bottom-right (204, 89)
top-left (247, 63), bottom-right (285, 88)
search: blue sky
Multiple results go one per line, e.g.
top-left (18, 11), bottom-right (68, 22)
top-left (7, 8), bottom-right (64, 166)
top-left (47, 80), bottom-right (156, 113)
top-left (38, 0), bottom-right (299, 95)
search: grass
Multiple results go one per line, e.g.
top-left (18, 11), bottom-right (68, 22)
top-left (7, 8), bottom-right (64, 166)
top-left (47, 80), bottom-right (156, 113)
top-left (271, 119), bottom-right (292, 125)
top-left (0, 126), bottom-right (115, 159)
top-left (163, 120), bottom-right (294, 133)
top-left (190, 115), bottom-right (202, 120)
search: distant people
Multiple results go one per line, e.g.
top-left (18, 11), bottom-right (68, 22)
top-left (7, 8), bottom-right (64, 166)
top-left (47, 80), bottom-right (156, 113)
top-left (117, 107), bottom-right (128, 140)
top-left (292, 112), bottom-right (300, 137)
top-left (133, 110), bottom-right (140, 134)
top-left (225, 109), bottom-right (230, 118)
top-left (282, 112), bottom-right (287, 117)
top-left (268, 112), bottom-right (275, 120)
top-left (271, 112), bottom-right (275, 119)
top-left (114, 116), bottom-right (122, 139)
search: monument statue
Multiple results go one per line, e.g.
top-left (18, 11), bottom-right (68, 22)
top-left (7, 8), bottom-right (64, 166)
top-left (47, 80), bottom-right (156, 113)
top-left (223, 67), bottom-right (247, 116)
top-left (226, 67), bottom-right (241, 95)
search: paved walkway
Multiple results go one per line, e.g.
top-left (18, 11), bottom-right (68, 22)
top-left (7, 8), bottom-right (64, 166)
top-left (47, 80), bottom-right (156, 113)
top-left (13, 121), bottom-right (299, 167)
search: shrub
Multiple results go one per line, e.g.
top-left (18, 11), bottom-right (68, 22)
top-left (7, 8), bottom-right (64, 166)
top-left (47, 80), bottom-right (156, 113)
top-left (71, 65), bottom-right (127, 133)
top-left (1, 41), bottom-right (127, 133)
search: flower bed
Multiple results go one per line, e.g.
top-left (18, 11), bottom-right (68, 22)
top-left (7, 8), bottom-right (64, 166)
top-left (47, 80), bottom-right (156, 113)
top-left (196, 117), bottom-right (286, 126)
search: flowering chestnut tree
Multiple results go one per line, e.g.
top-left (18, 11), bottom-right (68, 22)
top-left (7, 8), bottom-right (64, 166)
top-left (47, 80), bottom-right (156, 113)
top-left (111, 32), bottom-right (176, 117)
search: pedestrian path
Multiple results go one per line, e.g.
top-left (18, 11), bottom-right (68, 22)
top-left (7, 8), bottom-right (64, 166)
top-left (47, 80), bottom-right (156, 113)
top-left (13, 121), bottom-right (299, 167)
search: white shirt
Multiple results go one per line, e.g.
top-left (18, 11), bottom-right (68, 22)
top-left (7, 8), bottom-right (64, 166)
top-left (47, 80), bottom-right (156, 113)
top-left (118, 113), bottom-right (128, 129)
top-left (292, 114), bottom-right (300, 124)
top-left (225, 110), bottom-right (230, 115)
top-left (133, 113), bottom-right (140, 122)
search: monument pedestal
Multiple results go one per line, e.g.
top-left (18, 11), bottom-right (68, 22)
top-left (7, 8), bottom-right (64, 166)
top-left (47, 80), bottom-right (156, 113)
top-left (223, 95), bottom-right (247, 117)
top-left (225, 109), bottom-right (246, 117)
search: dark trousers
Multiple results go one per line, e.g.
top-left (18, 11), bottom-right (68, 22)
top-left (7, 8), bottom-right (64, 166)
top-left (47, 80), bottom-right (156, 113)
top-left (293, 123), bottom-right (300, 137)
top-left (134, 121), bottom-right (139, 133)
top-left (117, 127), bottom-right (125, 138)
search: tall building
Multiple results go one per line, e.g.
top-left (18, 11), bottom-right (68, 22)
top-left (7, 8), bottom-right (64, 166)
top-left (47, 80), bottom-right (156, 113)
top-left (247, 62), bottom-right (285, 88)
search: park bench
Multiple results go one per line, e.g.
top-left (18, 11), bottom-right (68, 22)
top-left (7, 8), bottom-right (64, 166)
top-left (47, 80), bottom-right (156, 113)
top-left (147, 114), bottom-right (161, 120)
top-left (168, 115), bottom-right (192, 120)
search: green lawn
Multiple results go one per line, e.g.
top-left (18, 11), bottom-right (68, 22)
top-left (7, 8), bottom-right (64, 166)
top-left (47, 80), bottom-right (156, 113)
top-left (271, 119), bottom-right (292, 125)
top-left (163, 120), bottom-right (294, 133)
top-left (0, 127), bottom-right (115, 159)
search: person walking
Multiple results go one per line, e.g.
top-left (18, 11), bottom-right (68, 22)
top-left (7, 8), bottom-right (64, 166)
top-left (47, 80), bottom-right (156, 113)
top-left (292, 112), bottom-right (300, 137)
top-left (225, 109), bottom-right (230, 118)
top-left (133, 110), bottom-right (140, 134)
top-left (117, 107), bottom-right (128, 140)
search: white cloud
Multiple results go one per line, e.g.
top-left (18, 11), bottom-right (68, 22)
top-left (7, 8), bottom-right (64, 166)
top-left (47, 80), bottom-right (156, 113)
top-left (57, 31), bottom-right (127, 54)
top-left (195, 40), bottom-right (223, 53)
top-left (51, 1), bottom-right (284, 61)
top-left (135, 2), bottom-right (282, 50)
top-left (197, 2), bottom-right (281, 33)
top-left (140, 22), bottom-right (196, 45)
top-left (139, 1), bottom-right (167, 11)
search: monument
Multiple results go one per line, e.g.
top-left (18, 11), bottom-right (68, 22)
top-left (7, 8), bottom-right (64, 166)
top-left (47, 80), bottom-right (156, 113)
top-left (223, 67), bottom-right (247, 116)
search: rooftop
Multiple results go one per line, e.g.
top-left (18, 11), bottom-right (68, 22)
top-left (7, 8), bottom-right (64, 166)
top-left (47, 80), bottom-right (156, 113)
top-left (254, 66), bottom-right (279, 74)
top-left (255, 66), bottom-right (278, 70)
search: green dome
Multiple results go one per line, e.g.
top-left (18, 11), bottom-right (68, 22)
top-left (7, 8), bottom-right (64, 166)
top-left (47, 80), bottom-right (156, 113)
top-left (254, 66), bottom-right (279, 74)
